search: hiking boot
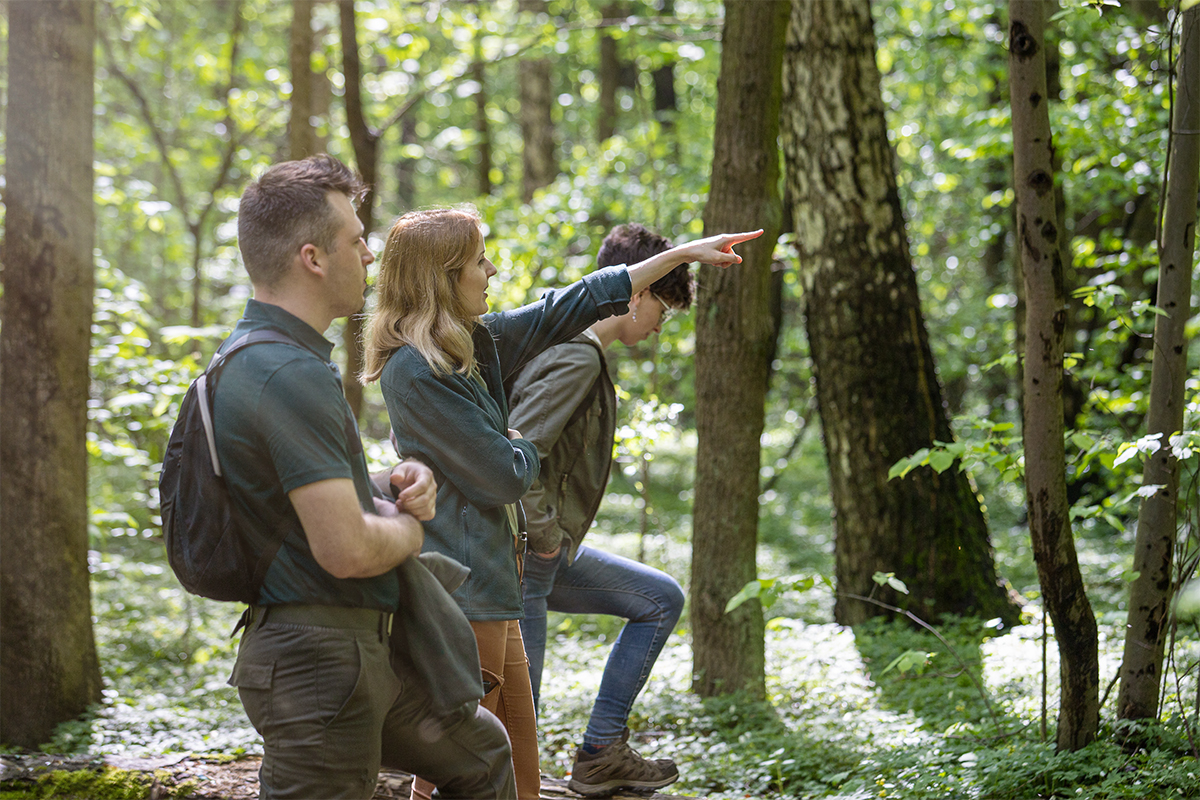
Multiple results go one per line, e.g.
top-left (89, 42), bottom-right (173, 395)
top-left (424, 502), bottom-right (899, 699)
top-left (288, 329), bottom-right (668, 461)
top-left (567, 728), bottom-right (679, 797)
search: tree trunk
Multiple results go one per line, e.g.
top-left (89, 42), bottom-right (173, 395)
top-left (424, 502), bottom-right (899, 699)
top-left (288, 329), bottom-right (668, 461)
top-left (1117, 4), bottom-right (1200, 724)
top-left (338, 0), bottom-right (377, 417)
top-left (1, 0), bottom-right (103, 747)
top-left (782, 0), bottom-right (1020, 628)
top-left (518, 0), bottom-right (555, 202)
top-left (652, 0), bottom-right (677, 134)
top-left (691, 0), bottom-right (789, 700)
top-left (397, 113), bottom-right (418, 211)
top-left (473, 26), bottom-right (492, 197)
top-left (1008, 0), bottom-right (1099, 751)
top-left (597, 2), bottom-right (622, 143)
top-left (289, 0), bottom-right (319, 161)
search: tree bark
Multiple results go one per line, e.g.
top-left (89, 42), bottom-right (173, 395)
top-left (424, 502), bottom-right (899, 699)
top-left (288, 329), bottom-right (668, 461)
top-left (288, 0), bottom-right (319, 161)
top-left (473, 24), bottom-right (492, 197)
top-left (1009, 0), bottom-right (1099, 751)
top-left (518, 0), bottom-right (555, 202)
top-left (1117, 4), bottom-right (1200, 724)
top-left (782, 0), bottom-right (1020, 628)
top-left (338, 0), bottom-right (376, 417)
top-left (652, 0), bottom-right (677, 133)
top-left (597, 1), bottom-right (623, 143)
top-left (691, 0), bottom-right (789, 700)
top-left (1, 0), bottom-right (103, 747)
top-left (397, 113), bottom-right (418, 211)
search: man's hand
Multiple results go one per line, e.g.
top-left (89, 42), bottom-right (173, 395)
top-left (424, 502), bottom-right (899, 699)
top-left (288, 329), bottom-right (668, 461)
top-left (507, 428), bottom-right (522, 440)
top-left (388, 460), bottom-right (437, 521)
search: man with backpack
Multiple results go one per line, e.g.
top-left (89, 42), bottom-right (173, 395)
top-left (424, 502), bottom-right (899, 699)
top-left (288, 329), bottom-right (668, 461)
top-left (214, 155), bottom-right (514, 800)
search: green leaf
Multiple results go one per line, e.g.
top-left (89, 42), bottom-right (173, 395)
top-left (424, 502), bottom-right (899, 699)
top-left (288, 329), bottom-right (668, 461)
top-left (928, 450), bottom-right (955, 473)
top-left (725, 579), bottom-right (766, 614)
top-left (1185, 0), bottom-right (1200, 11)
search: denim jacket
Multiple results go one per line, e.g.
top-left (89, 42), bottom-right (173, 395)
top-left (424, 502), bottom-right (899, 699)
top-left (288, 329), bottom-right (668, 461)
top-left (506, 330), bottom-right (616, 566)
top-left (381, 267), bottom-right (631, 620)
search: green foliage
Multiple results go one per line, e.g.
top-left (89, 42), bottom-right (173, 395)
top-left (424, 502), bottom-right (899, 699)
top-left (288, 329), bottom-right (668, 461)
top-left (19, 0), bottom-right (1198, 796)
top-left (0, 767), bottom-right (195, 800)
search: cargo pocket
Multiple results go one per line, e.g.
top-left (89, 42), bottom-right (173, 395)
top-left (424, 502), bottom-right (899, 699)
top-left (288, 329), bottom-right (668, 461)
top-left (228, 661), bottom-right (274, 735)
top-left (321, 637), bottom-right (399, 779)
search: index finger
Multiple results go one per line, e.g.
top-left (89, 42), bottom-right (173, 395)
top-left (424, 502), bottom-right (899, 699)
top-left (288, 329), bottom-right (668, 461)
top-left (720, 229), bottom-right (764, 246)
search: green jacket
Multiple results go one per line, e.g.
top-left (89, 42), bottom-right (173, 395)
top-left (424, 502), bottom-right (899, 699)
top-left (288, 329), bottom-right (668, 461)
top-left (381, 267), bottom-right (632, 620)
top-left (506, 329), bottom-right (616, 566)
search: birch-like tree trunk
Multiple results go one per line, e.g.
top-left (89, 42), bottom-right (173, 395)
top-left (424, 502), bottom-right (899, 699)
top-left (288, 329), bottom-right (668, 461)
top-left (1, 0), bottom-right (103, 747)
top-left (782, 0), bottom-right (1020, 628)
top-left (1009, 0), bottom-right (1098, 750)
top-left (1117, 4), bottom-right (1200, 723)
top-left (691, 0), bottom-right (789, 700)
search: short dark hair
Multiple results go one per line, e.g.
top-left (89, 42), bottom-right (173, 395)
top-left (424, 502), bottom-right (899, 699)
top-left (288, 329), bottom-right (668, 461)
top-left (597, 223), bottom-right (694, 308)
top-left (237, 154), bottom-right (365, 287)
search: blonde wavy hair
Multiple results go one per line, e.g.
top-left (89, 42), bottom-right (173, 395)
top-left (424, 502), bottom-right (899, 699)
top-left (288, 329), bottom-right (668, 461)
top-left (361, 207), bottom-right (484, 382)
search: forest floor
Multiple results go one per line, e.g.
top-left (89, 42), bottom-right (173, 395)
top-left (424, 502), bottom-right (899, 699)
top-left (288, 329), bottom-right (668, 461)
top-left (0, 751), bottom-right (699, 800)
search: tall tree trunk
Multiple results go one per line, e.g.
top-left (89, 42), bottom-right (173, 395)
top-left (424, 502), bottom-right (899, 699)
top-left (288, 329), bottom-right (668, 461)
top-left (652, 0), bottom-right (677, 134)
top-left (397, 113), bottom-right (418, 211)
top-left (1, 0), bottom-right (103, 747)
top-left (289, 0), bottom-right (319, 161)
top-left (691, 0), bottom-right (788, 700)
top-left (597, 1), bottom-right (623, 143)
top-left (339, 0), bottom-right (377, 417)
top-left (1117, 4), bottom-right (1200, 724)
top-left (518, 0), bottom-right (555, 202)
top-left (783, 0), bottom-right (1020, 628)
top-left (473, 24), bottom-right (492, 197)
top-left (1008, 0), bottom-right (1099, 751)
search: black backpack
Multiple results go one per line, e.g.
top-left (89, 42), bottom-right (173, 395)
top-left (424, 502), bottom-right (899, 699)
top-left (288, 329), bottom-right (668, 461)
top-left (159, 330), bottom-right (303, 603)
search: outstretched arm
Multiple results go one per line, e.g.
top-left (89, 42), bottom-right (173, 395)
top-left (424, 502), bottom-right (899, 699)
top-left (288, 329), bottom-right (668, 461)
top-left (626, 229), bottom-right (764, 294)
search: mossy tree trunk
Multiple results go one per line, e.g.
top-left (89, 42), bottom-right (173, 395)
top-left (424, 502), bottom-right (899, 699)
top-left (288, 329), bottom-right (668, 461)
top-left (691, 0), bottom-right (789, 700)
top-left (782, 0), bottom-right (1021, 628)
top-left (1, 0), bottom-right (103, 748)
top-left (1008, 0), bottom-right (1098, 751)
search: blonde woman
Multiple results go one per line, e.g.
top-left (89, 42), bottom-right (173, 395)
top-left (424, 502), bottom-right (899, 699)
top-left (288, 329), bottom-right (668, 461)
top-left (362, 206), bottom-right (760, 800)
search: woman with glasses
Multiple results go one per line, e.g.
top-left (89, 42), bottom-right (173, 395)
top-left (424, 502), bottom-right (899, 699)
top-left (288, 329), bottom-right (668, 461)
top-left (506, 223), bottom-right (699, 798)
top-left (361, 209), bottom-right (760, 800)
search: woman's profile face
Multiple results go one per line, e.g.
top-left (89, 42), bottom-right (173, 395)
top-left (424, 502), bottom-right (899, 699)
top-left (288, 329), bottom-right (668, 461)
top-left (456, 234), bottom-right (497, 317)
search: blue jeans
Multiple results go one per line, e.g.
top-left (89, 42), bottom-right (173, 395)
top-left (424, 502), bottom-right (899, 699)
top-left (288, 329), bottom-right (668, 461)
top-left (520, 545), bottom-right (685, 747)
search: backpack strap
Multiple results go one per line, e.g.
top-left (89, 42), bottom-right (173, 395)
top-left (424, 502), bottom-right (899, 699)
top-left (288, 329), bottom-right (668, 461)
top-left (202, 329), bottom-right (315, 605)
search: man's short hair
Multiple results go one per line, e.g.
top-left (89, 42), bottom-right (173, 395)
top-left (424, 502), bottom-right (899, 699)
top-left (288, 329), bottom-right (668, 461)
top-left (597, 223), bottom-right (694, 308)
top-left (237, 154), bottom-right (365, 287)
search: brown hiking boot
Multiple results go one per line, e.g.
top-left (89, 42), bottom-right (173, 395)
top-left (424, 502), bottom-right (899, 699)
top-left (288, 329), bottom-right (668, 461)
top-left (567, 728), bottom-right (679, 797)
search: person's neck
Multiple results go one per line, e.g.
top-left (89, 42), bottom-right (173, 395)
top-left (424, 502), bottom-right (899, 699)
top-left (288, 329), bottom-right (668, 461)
top-left (252, 287), bottom-right (332, 335)
top-left (589, 317), bottom-right (622, 350)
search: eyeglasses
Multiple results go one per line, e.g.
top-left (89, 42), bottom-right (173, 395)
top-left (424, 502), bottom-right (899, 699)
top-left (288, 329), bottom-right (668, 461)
top-left (649, 290), bottom-right (676, 323)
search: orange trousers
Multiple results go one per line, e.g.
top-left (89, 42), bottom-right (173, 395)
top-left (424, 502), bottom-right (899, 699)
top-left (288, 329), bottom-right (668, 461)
top-left (411, 619), bottom-right (540, 800)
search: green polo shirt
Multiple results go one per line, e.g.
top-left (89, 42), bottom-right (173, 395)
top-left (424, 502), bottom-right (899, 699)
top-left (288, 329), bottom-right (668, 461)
top-left (212, 299), bottom-right (399, 610)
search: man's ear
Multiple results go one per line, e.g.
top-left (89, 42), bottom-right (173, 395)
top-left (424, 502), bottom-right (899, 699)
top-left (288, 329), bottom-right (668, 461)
top-left (298, 242), bottom-right (324, 277)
